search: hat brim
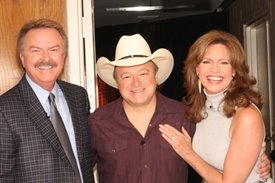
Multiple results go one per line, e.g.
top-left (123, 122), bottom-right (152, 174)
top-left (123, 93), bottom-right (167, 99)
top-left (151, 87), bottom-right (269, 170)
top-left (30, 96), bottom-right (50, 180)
top-left (96, 48), bottom-right (174, 88)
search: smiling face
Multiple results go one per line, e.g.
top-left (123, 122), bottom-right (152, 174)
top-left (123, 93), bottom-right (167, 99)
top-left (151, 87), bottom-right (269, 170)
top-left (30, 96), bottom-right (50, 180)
top-left (115, 61), bottom-right (158, 108)
top-left (20, 28), bottom-right (66, 91)
top-left (196, 43), bottom-right (235, 95)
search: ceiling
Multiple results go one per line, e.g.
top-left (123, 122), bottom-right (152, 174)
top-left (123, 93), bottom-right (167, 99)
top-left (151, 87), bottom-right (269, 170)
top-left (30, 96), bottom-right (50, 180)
top-left (94, 0), bottom-right (228, 28)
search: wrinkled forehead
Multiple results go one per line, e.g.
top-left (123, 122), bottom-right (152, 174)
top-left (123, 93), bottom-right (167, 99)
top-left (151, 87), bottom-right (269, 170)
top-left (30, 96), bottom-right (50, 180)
top-left (113, 62), bottom-right (158, 81)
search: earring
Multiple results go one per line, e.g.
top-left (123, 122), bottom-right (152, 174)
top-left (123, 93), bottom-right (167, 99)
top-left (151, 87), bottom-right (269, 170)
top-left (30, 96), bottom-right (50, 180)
top-left (232, 74), bottom-right (235, 82)
top-left (198, 79), bottom-right (202, 93)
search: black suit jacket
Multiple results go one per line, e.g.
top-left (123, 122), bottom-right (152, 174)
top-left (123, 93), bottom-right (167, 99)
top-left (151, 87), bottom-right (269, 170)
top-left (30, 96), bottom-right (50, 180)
top-left (0, 76), bottom-right (94, 183)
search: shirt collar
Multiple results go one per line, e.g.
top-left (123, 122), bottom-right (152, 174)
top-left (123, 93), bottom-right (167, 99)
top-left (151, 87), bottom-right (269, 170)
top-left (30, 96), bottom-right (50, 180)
top-left (25, 74), bottom-right (58, 106)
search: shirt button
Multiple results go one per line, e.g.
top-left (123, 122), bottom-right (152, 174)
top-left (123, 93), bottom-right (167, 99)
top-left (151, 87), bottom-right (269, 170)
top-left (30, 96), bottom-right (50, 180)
top-left (149, 124), bottom-right (152, 127)
top-left (111, 149), bottom-right (116, 152)
top-left (144, 164), bottom-right (148, 168)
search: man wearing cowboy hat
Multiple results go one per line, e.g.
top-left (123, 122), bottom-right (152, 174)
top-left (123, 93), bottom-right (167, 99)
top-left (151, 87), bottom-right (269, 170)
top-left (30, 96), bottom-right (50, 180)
top-left (88, 34), bottom-right (196, 183)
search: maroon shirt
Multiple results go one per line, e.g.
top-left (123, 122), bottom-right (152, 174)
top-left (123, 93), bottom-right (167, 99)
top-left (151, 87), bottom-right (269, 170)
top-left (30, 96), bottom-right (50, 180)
top-left (88, 92), bottom-right (196, 183)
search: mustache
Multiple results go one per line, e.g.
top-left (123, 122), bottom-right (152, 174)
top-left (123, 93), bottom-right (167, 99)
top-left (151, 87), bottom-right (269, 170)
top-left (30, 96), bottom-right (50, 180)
top-left (35, 59), bottom-right (57, 68)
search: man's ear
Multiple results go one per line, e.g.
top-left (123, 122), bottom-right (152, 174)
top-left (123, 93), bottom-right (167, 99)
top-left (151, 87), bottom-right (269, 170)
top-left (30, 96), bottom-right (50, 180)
top-left (19, 53), bottom-right (25, 67)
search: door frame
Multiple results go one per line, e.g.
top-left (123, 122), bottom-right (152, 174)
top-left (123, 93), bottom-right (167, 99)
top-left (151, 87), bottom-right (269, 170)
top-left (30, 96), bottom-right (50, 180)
top-left (66, 0), bottom-right (98, 112)
top-left (244, 17), bottom-right (274, 177)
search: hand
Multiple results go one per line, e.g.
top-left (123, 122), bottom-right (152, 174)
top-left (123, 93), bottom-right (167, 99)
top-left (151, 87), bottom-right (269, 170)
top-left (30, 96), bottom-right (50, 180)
top-left (159, 124), bottom-right (193, 159)
top-left (257, 152), bottom-right (271, 180)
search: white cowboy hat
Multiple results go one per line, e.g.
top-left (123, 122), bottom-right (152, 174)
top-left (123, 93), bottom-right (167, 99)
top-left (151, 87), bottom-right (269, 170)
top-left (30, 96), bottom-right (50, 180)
top-left (96, 34), bottom-right (174, 88)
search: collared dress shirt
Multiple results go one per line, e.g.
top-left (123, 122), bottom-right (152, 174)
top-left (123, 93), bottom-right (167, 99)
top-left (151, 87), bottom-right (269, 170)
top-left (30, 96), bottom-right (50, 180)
top-left (88, 91), bottom-right (196, 183)
top-left (26, 74), bottom-right (84, 182)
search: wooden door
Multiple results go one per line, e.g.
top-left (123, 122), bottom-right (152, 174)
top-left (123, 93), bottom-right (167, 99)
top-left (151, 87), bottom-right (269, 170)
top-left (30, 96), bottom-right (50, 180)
top-left (0, 0), bottom-right (66, 95)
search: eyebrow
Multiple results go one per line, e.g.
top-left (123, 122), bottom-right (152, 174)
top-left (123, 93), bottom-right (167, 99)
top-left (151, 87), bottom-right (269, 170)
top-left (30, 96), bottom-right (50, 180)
top-left (29, 45), bottom-right (61, 49)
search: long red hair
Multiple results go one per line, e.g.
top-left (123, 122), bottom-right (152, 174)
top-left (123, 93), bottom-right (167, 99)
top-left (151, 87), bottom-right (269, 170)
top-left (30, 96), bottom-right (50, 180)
top-left (183, 30), bottom-right (262, 123)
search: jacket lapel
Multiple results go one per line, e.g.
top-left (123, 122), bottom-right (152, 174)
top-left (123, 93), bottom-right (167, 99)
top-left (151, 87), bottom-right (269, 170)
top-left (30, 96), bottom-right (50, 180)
top-left (58, 81), bottom-right (83, 160)
top-left (19, 77), bottom-right (71, 164)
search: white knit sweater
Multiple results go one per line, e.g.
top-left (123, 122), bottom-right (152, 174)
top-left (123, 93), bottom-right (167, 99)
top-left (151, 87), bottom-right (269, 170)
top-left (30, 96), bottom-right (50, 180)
top-left (192, 91), bottom-right (265, 182)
